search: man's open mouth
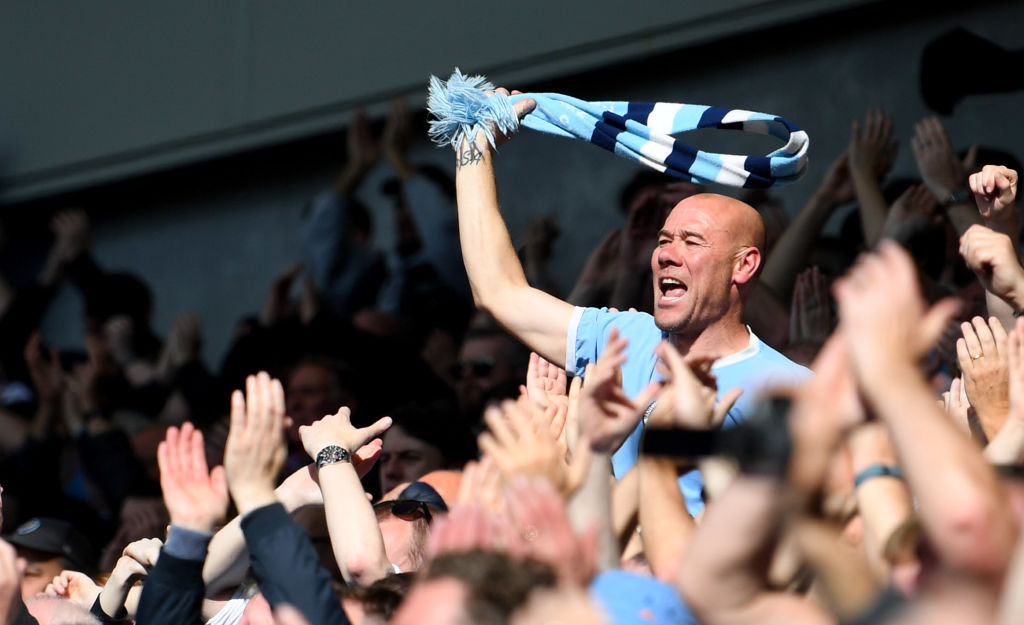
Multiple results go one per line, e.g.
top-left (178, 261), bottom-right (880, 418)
top-left (659, 277), bottom-right (687, 301)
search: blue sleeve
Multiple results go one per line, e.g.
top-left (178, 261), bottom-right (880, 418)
top-left (570, 308), bottom-right (664, 391)
top-left (573, 308), bottom-right (665, 478)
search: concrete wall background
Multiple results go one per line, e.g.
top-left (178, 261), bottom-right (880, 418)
top-left (12, 1), bottom-right (1024, 367)
top-left (0, 0), bottom-right (873, 202)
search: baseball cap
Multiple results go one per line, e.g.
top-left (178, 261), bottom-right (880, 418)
top-left (396, 481), bottom-right (448, 512)
top-left (3, 517), bottom-right (96, 573)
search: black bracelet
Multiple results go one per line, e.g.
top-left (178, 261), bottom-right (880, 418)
top-left (854, 463), bottom-right (904, 489)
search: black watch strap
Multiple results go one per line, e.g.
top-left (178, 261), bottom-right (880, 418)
top-left (315, 445), bottom-right (351, 469)
top-left (945, 187), bottom-right (972, 206)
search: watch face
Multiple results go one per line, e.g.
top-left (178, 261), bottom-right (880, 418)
top-left (317, 445), bottom-right (351, 467)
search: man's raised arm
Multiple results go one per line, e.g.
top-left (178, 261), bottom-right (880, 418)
top-left (453, 90), bottom-right (575, 366)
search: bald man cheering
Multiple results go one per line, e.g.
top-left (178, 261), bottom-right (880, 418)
top-left (452, 91), bottom-right (807, 513)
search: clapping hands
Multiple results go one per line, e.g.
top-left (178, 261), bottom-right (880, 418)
top-left (158, 422), bottom-right (228, 533)
top-left (576, 329), bottom-right (660, 454)
top-left (648, 341), bottom-right (742, 431)
top-left (224, 373), bottom-right (288, 515)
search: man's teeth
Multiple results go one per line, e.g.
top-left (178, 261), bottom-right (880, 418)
top-left (661, 278), bottom-right (686, 299)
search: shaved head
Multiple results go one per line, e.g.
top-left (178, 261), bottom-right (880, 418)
top-left (672, 193), bottom-right (765, 257)
top-left (26, 597), bottom-right (100, 625)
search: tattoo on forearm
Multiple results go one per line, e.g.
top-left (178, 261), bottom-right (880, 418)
top-left (457, 142), bottom-right (484, 169)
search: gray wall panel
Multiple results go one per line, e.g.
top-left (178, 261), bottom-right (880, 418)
top-left (0, 0), bottom-right (876, 201)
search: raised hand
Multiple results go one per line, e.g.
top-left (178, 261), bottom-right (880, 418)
top-left (489, 88), bottom-right (536, 147)
top-left (848, 108), bottom-right (897, 181)
top-left (576, 329), bottom-right (660, 453)
top-left (959, 224), bottom-right (1024, 304)
top-left (50, 209), bottom-right (92, 263)
top-left (224, 373), bottom-right (288, 515)
top-left (336, 108), bottom-right (382, 193)
top-left (383, 98), bottom-right (415, 178)
top-left (911, 116), bottom-right (969, 202)
top-left (788, 335), bottom-right (865, 494)
top-left (620, 184), bottom-right (677, 271)
top-left (425, 501), bottom-right (510, 560)
top-left (817, 153), bottom-right (855, 205)
top-left (453, 87), bottom-right (536, 171)
top-left (1007, 319), bottom-right (1024, 427)
top-left (523, 215), bottom-right (560, 268)
top-left (121, 537), bottom-right (162, 571)
top-left (157, 314), bottom-right (202, 378)
top-left (520, 352), bottom-right (571, 454)
top-left (957, 316), bottom-right (1010, 439)
top-left (789, 266), bottom-right (834, 347)
top-left (278, 437), bottom-right (382, 509)
top-left (454, 456), bottom-right (505, 514)
top-left (834, 241), bottom-right (960, 380)
top-left (297, 407), bottom-right (391, 463)
top-left (649, 341), bottom-right (742, 430)
top-left (569, 229), bottom-right (622, 304)
top-left (44, 570), bottom-right (99, 608)
top-left (880, 184), bottom-right (939, 241)
top-left (158, 421), bottom-right (228, 533)
top-left (521, 352), bottom-right (568, 410)
top-left (98, 536), bottom-right (161, 618)
top-left (102, 315), bottom-right (136, 368)
top-left (970, 165), bottom-right (1017, 224)
top-left (478, 397), bottom-right (590, 497)
top-left (982, 317), bottom-right (1024, 465)
top-left (941, 377), bottom-right (972, 436)
top-left (24, 332), bottom-right (63, 409)
top-left (503, 478), bottom-right (597, 588)
top-left (275, 465), bottom-right (324, 510)
top-left (261, 263), bottom-right (303, 326)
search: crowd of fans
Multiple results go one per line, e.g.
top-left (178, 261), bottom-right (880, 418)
top-left (1, 82), bottom-right (1023, 625)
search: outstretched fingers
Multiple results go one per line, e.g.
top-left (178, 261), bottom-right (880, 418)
top-left (359, 416), bottom-right (393, 448)
top-left (713, 388), bottom-right (744, 427)
top-left (187, 424), bottom-right (210, 482)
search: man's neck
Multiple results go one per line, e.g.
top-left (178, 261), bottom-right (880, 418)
top-left (669, 319), bottom-right (752, 361)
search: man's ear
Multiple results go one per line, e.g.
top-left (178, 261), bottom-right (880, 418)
top-left (732, 247), bottom-right (762, 285)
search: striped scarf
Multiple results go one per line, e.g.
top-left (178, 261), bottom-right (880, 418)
top-left (427, 69), bottom-right (809, 189)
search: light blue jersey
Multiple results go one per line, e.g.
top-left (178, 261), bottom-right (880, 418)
top-left (568, 307), bottom-right (810, 515)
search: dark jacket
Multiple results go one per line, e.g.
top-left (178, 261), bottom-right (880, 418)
top-left (241, 503), bottom-right (350, 625)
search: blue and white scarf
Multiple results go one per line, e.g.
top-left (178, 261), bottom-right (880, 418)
top-left (427, 69), bottom-right (809, 189)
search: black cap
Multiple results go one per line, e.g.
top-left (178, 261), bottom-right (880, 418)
top-left (396, 481), bottom-right (448, 512)
top-left (3, 517), bottom-right (95, 573)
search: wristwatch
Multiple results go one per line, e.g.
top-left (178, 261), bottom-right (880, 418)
top-left (944, 188), bottom-right (972, 206)
top-left (315, 445), bottom-right (351, 469)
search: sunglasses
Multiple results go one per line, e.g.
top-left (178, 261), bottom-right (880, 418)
top-left (449, 358), bottom-right (496, 379)
top-left (374, 499), bottom-right (434, 523)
